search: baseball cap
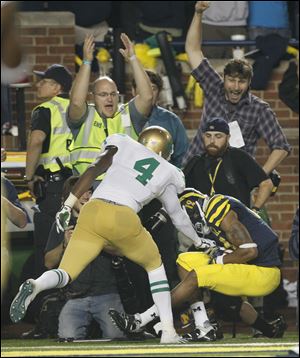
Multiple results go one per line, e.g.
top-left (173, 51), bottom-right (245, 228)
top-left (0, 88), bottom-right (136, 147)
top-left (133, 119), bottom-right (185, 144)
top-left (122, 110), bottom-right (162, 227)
top-left (203, 117), bottom-right (230, 135)
top-left (33, 64), bottom-right (72, 92)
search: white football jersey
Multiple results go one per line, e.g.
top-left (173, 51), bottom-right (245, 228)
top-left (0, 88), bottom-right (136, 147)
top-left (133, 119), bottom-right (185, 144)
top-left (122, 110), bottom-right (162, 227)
top-left (91, 134), bottom-right (185, 212)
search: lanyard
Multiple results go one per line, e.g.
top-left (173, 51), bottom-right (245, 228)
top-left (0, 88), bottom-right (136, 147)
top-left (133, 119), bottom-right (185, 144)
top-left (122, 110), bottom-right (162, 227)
top-left (208, 159), bottom-right (223, 196)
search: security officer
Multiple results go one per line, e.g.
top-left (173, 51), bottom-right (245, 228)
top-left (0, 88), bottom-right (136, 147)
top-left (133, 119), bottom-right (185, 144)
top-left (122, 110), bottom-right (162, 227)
top-left (25, 64), bottom-right (73, 277)
top-left (67, 34), bottom-right (153, 180)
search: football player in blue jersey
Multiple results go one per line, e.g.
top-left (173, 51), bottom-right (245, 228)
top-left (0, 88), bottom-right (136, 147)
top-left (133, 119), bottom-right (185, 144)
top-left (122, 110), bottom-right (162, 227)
top-left (109, 188), bottom-right (287, 341)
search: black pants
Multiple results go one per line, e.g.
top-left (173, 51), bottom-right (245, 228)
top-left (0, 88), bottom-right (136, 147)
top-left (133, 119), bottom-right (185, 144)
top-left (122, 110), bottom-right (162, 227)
top-left (33, 180), bottom-right (66, 277)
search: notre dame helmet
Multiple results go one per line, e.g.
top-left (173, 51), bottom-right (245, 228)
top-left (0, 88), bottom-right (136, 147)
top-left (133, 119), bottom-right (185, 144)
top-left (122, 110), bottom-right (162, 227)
top-left (179, 188), bottom-right (211, 237)
top-left (138, 126), bottom-right (174, 160)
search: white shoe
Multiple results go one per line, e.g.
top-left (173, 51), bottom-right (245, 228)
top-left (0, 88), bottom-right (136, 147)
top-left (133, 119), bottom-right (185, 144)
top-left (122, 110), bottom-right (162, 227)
top-left (10, 279), bottom-right (38, 323)
top-left (160, 330), bottom-right (188, 344)
top-left (183, 320), bottom-right (217, 342)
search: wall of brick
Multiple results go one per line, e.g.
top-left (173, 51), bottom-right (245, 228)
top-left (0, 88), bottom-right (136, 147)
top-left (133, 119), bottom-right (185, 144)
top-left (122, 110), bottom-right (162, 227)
top-left (1, 12), bottom-right (298, 280)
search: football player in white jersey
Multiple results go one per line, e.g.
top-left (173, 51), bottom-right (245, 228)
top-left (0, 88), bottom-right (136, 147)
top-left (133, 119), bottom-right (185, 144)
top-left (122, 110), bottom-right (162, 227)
top-left (10, 126), bottom-right (215, 344)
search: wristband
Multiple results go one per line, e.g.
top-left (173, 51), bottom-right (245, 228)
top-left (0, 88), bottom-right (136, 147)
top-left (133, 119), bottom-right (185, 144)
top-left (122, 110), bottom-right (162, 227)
top-left (215, 255), bottom-right (225, 264)
top-left (129, 54), bottom-right (137, 61)
top-left (239, 243), bottom-right (257, 249)
top-left (64, 192), bottom-right (78, 208)
top-left (83, 59), bottom-right (92, 65)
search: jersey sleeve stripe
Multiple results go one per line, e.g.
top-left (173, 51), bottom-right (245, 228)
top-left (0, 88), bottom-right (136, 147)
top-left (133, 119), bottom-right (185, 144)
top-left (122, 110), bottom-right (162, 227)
top-left (205, 195), bottom-right (224, 217)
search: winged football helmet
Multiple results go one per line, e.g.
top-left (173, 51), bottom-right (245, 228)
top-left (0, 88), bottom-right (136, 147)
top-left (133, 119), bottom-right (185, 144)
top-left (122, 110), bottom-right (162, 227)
top-left (138, 126), bottom-right (174, 160)
top-left (179, 188), bottom-right (211, 237)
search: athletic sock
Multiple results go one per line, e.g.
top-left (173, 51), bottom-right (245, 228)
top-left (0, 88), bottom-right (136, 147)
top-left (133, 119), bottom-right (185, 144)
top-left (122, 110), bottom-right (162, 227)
top-left (34, 269), bottom-right (70, 292)
top-left (147, 264), bottom-right (175, 334)
top-left (190, 301), bottom-right (210, 327)
top-left (251, 315), bottom-right (274, 337)
top-left (138, 305), bottom-right (159, 327)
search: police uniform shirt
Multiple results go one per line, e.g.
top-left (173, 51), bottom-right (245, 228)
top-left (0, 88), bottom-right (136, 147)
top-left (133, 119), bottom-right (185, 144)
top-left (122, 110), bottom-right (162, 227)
top-left (31, 94), bottom-right (69, 154)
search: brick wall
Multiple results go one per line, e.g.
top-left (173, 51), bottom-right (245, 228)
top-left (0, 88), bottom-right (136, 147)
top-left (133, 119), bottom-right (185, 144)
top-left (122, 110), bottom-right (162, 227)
top-left (1, 12), bottom-right (298, 280)
top-left (2, 11), bottom-right (75, 150)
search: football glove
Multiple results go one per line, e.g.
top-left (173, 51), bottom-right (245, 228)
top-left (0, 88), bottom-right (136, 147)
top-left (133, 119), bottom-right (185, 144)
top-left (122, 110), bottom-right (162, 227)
top-left (194, 237), bottom-right (216, 250)
top-left (56, 205), bottom-right (72, 233)
top-left (206, 246), bottom-right (233, 264)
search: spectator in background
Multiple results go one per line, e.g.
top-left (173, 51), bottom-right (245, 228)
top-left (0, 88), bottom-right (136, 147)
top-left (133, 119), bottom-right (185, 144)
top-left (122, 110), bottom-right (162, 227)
top-left (25, 64), bottom-right (74, 277)
top-left (183, 1), bottom-right (291, 176)
top-left (248, 1), bottom-right (290, 41)
top-left (1, 147), bottom-right (28, 229)
top-left (44, 176), bottom-right (124, 340)
top-left (1, 1), bottom-right (29, 84)
top-left (201, 1), bottom-right (248, 58)
top-left (289, 208), bottom-right (299, 262)
top-left (184, 117), bottom-right (273, 210)
top-left (67, 33), bottom-right (153, 180)
top-left (134, 1), bottom-right (187, 42)
top-left (132, 70), bottom-right (189, 168)
top-left (279, 56), bottom-right (299, 114)
top-left (289, 207), bottom-right (299, 327)
top-left (1, 175), bottom-right (28, 229)
top-left (47, 2), bottom-right (112, 45)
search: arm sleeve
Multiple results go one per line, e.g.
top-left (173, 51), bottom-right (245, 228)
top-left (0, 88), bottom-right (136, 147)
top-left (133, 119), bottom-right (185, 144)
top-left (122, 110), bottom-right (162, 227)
top-left (66, 102), bottom-right (89, 130)
top-left (31, 107), bottom-right (51, 135)
top-left (128, 99), bottom-right (149, 134)
top-left (234, 149), bottom-right (268, 189)
top-left (2, 177), bottom-right (30, 222)
top-left (158, 184), bottom-right (199, 243)
top-left (191, 58), bottom-right (223, 96)
top-left (44, 222), bottom-right (65, 253)
top-left (256, 104), bottom-right (291, 153)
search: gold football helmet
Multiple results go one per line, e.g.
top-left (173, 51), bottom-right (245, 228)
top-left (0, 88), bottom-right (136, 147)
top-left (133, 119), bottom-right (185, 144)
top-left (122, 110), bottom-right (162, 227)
top-left (138, 126), bottom-right (174, 160)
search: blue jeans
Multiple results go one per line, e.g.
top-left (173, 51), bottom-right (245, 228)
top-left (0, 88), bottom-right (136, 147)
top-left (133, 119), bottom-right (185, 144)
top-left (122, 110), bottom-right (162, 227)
top-left (58, 293), bottom-right (125, 339)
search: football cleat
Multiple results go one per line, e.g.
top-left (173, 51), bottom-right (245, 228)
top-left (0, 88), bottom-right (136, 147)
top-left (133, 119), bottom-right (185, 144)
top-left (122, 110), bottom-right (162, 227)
top-left (109, 309), bottom-right (142, 334)
top-left (270, 315), bottom-right (287, 338)
top-left (160, 331), bottom-right (189, 344)
top-left (10, 279), bottom-right (37, 323)
top-left (182, 321), bottom-right (217, 342)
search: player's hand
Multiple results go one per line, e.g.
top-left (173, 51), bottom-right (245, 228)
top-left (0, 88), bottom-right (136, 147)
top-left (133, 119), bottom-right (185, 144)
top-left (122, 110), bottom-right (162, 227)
top-left (56, 205), bottom-right (72, 233)
top-left (206, 246), bottom-right (233, 264)
top-left (194, 237), bottom-right (216, 250)
top-left (195, 1), bottom-right (210, 15)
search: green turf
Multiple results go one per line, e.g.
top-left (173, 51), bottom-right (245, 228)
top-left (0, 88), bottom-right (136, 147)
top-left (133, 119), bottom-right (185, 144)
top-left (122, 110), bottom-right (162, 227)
top-left (1, 333), bottom-right (299, 357)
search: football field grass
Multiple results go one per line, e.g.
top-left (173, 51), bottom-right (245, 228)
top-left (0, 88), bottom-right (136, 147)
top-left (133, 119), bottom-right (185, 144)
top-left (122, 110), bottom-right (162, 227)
top-left (1, 333), bottom-right (299, 357)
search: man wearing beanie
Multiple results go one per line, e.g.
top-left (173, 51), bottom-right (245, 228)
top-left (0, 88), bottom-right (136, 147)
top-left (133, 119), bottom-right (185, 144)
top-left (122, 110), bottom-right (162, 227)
top-left (25, 64), bottom-right (74, 280)
top-left (183, 117), bottom-right (273, 209)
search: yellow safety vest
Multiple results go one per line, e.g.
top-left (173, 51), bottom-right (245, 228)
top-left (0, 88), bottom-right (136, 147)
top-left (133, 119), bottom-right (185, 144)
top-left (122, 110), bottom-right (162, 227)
top-left (35, 97), bottom-right (73, 172)
top-left (69, 102), bottom-right (138, 176)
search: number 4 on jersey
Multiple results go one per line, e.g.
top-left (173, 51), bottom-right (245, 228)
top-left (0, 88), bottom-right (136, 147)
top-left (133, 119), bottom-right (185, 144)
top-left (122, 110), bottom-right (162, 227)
top-left (134, 158), bottom-right (160, 185)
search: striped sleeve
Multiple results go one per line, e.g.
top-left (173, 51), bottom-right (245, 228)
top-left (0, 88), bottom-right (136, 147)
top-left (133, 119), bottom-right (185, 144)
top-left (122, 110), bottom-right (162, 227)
top-left (205, 194), bottom-right (231, 228)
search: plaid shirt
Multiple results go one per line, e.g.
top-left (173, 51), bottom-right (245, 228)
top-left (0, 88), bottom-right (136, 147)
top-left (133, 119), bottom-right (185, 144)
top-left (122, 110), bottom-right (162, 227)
top-left (183, 59), bottom-right (291, 165)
